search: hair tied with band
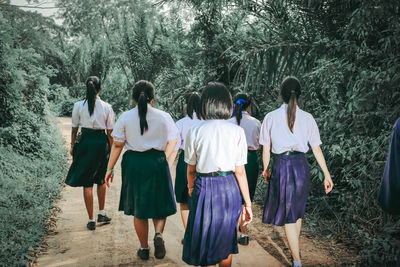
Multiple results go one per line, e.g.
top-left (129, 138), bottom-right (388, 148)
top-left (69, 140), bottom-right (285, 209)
top-left (232, 99), bottom-right (246, 117)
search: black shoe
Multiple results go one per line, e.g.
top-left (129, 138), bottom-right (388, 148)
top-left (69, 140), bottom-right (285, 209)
top-left (137, 248), bottom-right (150, 260)
top-left (238, 235), bottom-right (249, 245)
top-left (87, 221), bottom-right (96, 231)
top-left (154, 233), bottom-right (166, 259)
top-left (97, 214), bottom-right (112, 224)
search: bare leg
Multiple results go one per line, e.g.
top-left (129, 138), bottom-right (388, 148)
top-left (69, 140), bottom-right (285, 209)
top-left (134, 218), bottom-right (149, 248)
top-left (83, 187), bottom-right (94, 220)
top-left (180, 203), bottom-right (189, 229)
top-left (284, 222), bottom-right (300, 261)
top-left (219, 254), bottom-right (233, 267)
top-left (296, 218), bottom-right (302, 240)
top-left (152, 218), bottom-right (167, 233)
top-left (97, 184), bottom-right (106, 210)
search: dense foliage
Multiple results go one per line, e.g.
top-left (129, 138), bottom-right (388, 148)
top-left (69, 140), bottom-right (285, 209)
top-left (0, 6), bottom-right (67, 266)
top-left (0, 0), bottom-right (399, 265)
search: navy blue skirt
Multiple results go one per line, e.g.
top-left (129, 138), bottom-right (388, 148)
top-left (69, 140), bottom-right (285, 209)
top-left (175, 151), bottom-right (189, 203)
top-left (119, 149), bottom-right (177, 219)
top-left (65, 130), bottom-right (109, 188)
top-left (182, 173), bottom-right (242, 266)
top-left (263, 153), bottom-right (310, 226)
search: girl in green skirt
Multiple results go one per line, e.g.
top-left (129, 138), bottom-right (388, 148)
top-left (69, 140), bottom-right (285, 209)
top-left (105, 80), bottom-right (178, 260)
top-left (174, 92), bottom-right (202, 230)
top-left (228, 93), bottom-right (261, 245)
top-left (65, 76), bottom-right (115, 231)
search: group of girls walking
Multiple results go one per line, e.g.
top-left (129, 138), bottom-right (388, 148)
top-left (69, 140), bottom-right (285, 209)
top-left (65, 75), bottom-right (333, 267)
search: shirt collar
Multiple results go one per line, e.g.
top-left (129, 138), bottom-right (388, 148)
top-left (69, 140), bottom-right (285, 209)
top-left (281, 103), bottom-right (299, 110)
top-left (186, 112), bottom-right (198, 119)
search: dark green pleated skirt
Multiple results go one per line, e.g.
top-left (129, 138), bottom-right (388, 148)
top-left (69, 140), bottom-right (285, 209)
top-left (246, 150), bottom-right (260, 202)
top-left (65, 131), bottom-right (110, 188)
top-left (119, 149), bottom-right (177, 219)
top-left (175, 151), bottom-right (189, 203)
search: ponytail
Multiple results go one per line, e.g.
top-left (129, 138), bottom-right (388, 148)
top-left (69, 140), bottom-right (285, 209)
top-left (280, 76), bottom-right (301, 133)
top-left (132, 80), bottom-right (155, 135)
top-left (287, 90), bottom-right (297, 132)
top-left (232, 93), bottom-right (251, 125)
top-left (233, 99), bottom-right (245, 125)
top-left (138, 92), bottom-right (149, 135)
top-left (85, 76), bottom-right (101, 116)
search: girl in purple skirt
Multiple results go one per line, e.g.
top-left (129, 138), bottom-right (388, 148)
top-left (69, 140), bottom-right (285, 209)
top-left (182, 82), bottom-right (253, 267)
top-left (259, 76), bottom-right (334, 267)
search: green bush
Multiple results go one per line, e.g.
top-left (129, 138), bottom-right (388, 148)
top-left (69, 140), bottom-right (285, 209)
top-left (0, 117), bottom-right (67, 266)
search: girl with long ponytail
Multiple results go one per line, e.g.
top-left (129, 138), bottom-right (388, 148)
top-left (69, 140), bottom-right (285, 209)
top-left (105, 80), bottom-right (179, 260)
top-left (65, 76), bottom-right (115, 231)
top-left (174, 92), bottom-right (202, 232)
top-left (259, 76), bottom-right (334, 267)
top-left (85, 78), bottom-right (98, 116)
top-left (228, 92), bottom-right (261, 246)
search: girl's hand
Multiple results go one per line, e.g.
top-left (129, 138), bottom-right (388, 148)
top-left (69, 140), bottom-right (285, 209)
top-left (188, 187), bottom-right (194, 197)
top-left (69, 146), bottom-right (73, 156)
top-left (241, 205), bottom-right (253, 227)
top-left (105, 170), bottom-right (114, 188)
top-left (324, 173), bottom-right (334, 194)
top-left (263, 169), bottom-right (271, 183)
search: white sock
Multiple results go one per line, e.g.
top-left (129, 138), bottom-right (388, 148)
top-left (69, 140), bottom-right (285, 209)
top-left (140, 247), bottom-right (149, 250)
top-left (293, 260), bottom-right (302, 267)
top-left (240, 234), bottom-right (248, 238)
top-left (88, 219), bottom-right (95, 223)
top-left (155, 232), bottom-right (163, 237)
top-left (98, 210), bottom-right (106, 216)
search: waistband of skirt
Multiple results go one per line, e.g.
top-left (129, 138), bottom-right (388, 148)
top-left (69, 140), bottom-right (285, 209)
top-left (272, 151), bottom-right (305, 157)
top-left (125, 148), bottom-right (164, 154)
top-left (81, 128), bottom-right (106, 135)
top-left (248, 149), bottom-right (258, 153)
top-left (197, 171), bottom-right (234, 177)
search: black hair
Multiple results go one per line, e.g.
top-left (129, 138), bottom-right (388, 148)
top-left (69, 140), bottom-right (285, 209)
top-left (85, 76), bottom-right (101, 116)
top-left (132, 80), bottom-right (155, 135)
top-left (200, 82), bottom-right (232, 120)
top-left (280, 76), bottom-right (301, 133)
top-left (186, 92), bottom-right (201, 119)
top-left (233, 93), bottom-right (251, 125)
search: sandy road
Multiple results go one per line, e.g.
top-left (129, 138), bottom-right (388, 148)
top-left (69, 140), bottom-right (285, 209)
top-left (35, 117), bottom-right (282, 267)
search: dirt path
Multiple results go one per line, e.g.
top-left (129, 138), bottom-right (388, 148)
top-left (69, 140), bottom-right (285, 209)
top-left (35, 118), bottom-right (282, 266)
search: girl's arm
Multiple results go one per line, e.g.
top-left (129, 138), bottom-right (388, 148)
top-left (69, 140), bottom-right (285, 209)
top-left (165, 138), bottom-right (178, 168)
top-left (312, 145), bottom-right (334, 194)
top-left (235, 165), bottom-right (253, 226)
top-left (187, 164), bottom-right (196, 197)
top-left (262, 145), bottom-right (272, 182)
top-left (105, 141), bottom-right (125, 187)
top-left (106, 129), bottom-right (114, 147)
top-left (69, 127), bottom-right (79, 155)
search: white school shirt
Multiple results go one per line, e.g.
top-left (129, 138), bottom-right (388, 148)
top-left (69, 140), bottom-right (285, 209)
top-left (185, 120), bottom-right (248, 173)
top-left (259, 104), bottom-right (322, 154)
top-left (228, 111), bottom-right (261, 150)
top-left (112, 105), bottom-right (179, 152)
top-left (71, 96), bottom-right (115, 129)
top-left (175, 113), bottom-right (201, 151)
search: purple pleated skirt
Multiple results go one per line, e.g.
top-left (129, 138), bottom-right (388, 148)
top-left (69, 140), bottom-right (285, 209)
top-left (182, 174), bottom-right (242, 266)
top-left (263, 153), bottom-right (310, 226)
